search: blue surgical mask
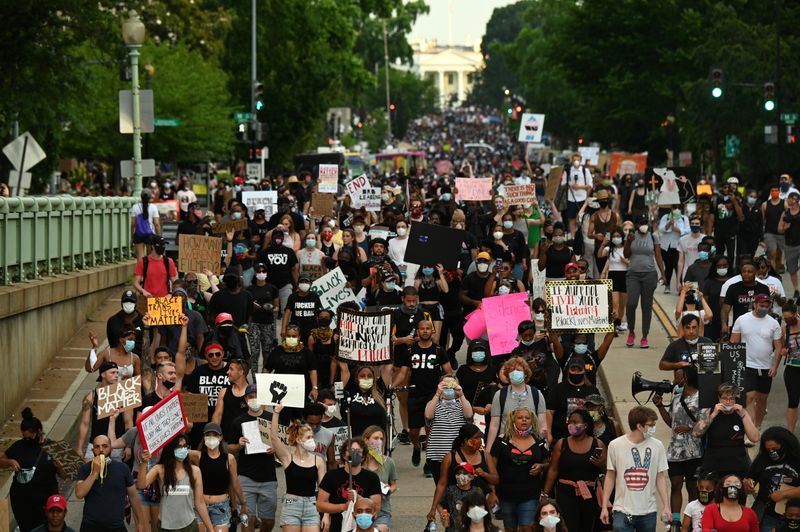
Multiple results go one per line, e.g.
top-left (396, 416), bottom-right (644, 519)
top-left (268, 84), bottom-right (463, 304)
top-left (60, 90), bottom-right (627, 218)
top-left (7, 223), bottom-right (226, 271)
top-left (612, 237), bottom-right (623, 246)
top-left (174, 447), bottom-right (189, 461)
top-left (124, 339), bottom-right (136, 353)
top-left (422, 267), bottom-right (435, 276)
top-left (385, 281), bottom-right (396, 290)
top-left (509, 370), bottom-right (525, 385)
top-left (355, 513), bottom-right (374, 529)
top-left (471, 351), bottom-right (486, 363)
top-left (521, 338), bottom-right (535, 346)
top-left (441, 193), bottom-right (452, 202)
top-left (442, 388), bottom-right (456, 400)
top-left (574, 343), bottom-right (588, 355)
top-left (710, 245), bottom-right (716, 254)
top-left (503, 220), bottom-right (514, 229)
top-left (697, 251), bottom-right (709, 261)
top-left (691, 225), bottom-right (701, 233)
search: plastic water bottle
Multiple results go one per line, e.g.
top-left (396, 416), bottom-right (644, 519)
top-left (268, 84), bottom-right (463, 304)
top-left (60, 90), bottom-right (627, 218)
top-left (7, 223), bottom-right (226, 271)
top-left (427, 521), bottom-right (437, 532)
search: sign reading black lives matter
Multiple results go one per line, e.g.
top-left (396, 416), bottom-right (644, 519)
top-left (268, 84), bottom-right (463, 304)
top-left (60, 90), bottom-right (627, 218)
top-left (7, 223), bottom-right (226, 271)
top-left (336, 307), bottom-right (392, 364)
top-left (545, 280), bottom-right (613, 333)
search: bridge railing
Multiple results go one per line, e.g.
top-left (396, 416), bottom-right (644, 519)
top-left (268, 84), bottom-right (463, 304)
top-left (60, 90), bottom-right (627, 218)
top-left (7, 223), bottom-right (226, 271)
top-left (0, 196), bottom-right (137, 285)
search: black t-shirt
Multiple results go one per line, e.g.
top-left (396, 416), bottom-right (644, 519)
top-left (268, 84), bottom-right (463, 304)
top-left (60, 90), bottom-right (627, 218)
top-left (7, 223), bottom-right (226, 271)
top-left (457, 233), bottom-right (478, 270)
top-left (545, 245), bottom-right (573, 279)
top-left (257, 245), bottom-right (298, 288)
top-left (461, 272), bottom-right (490, 313)
top-left (747, 459), bottom-right (800, 518)
top-left (185, 363), bottom-right (230, 415)
top-left (455, 364), bottom-right (497, 407)
top-left (390, 307), bottom-right (431, 340)
top-left (546, 382), bottom-right (599, 440)
top-left (703, 411), bottom-right (749, 474)
top-left (77, 460), bottom-right (134, 528)
top-left (394, 342), bottom-right (448, 398)
top-left (5, 439), bottom-right (59, 495)
top-left (209, 289), bottom-right (253, 327)
top-left (345, 391), bottom-right (388, 441)
top-left (266, 346), bottom-right (317, 394)
top-left (319, 467), bottom-right (381, 532)
top-left (490, 437), bottom-right (549, 500)
top-left (227, 411), bottom-right (278, 483)
top-left (784, 210), bottom-right (800, 246)
top-left (247, 282), bottom-right (279, 324)
top-left (249, 219), bottom-right (271, 246)
top-left (365, 288), bottom-right (402, 308)
top-left (660, 337), bottom-right (712, 365)
top-left (286, 292), bottom-right (322, 332)
top-left (723, 281), bottom-right (770, 324)
top-left (177, 219), bottom-right (202, 240)
top-left (501, 230), bottom-right (528, 265)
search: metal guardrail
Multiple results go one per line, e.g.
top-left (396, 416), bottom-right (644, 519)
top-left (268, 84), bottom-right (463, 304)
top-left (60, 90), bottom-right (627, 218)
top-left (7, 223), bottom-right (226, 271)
top-left (0, 195), bottom-right (137, 285)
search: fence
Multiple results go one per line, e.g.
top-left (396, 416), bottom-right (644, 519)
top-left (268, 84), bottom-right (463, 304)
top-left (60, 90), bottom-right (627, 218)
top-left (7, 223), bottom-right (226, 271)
top-left (0, 196), bottom-right (137, 285)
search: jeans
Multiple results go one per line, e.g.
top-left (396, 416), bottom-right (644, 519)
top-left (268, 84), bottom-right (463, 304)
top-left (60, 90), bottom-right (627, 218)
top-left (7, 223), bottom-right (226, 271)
top-left (248, 322), bottom-right (276, 374)
top-left (661, 247), bottom-right (678, 287)
top-left (278, 283), bottom-right (294, 314)
top-left (612, 510), bottom-right (656, 532)
top-left (626, 270), bottom-right (658, 336)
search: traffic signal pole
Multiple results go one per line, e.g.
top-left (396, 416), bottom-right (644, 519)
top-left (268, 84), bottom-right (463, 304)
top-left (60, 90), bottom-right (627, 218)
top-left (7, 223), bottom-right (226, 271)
top-left (775, 0), bottom-right (782, 172)
top-left (250, 0), bottom-right (257, 148)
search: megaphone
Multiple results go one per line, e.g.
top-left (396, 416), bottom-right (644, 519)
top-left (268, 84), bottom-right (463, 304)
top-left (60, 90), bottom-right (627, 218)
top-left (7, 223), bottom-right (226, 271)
top-left (631, 371), bottom-right (673, 405)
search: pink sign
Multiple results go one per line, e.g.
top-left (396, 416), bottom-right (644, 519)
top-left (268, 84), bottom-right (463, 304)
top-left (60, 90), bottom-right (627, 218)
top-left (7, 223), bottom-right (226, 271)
top-left (455, 178), bottom-right (493, 201)
top-left (463, 309), bottom-right (487, 340)
top-left (482, 292), bottom-right (531, 356)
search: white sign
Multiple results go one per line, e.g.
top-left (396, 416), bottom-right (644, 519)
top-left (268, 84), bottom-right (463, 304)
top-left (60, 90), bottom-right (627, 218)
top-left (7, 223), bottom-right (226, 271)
top-left (578, 147), bottom-right (600, 166)
top-left (337, 307), bottom-right (392, 364)
top-left (318, 164), bottom-right (339, 193)
top-left (345, 174), bottom-right (370, 200)
top-left (136, 391), bottom-right (187, 454)
top-left (518, 113), bottom-right (545, 143)
top-left (119, 90), bottom-right (155, 134)
top-left (353, 186), bottom-right (381, 211)
top-left (546, 280), bottom-right (613, 333)
top-left (531, 259), bottom-right (546, 299)
top-left (309, 267), bottom-right (360, 313)
top-left (3, 132), bottom-right (46, 171)
top-left (120, 159), bottom-right (156, 179)
top-left (246, 163), bottom-right (262, 179)
top-left (256, 373), bottom-right (307, 408)
top-left (242, 419), bottom-right (271, 454)
top-left (241, 190), bottom-right (278, 219)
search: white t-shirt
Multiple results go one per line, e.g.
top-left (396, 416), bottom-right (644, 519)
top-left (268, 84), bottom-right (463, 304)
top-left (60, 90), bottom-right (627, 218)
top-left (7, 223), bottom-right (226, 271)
top-left (177, 189), bottom-right (197, 212)
top-left (681, 309), bottom-right (708, 325)
top-left (731, 312), bottom-right (781, 369)
top-left (683, 499), bottom-right (708, 532)
top-left (606, 246), bottom-right (629, 272)
top-left (758, 274), bottom-right (786, 314)
top-left (130, 203), bottom-right (160, 233)
top-left (607, 434), bottom-right (669, 516)
top-left (388, 237), bottom-right (408, 266)
top-left (677, 233), bottom-right (705, 277)
top-left (719, 274), bottom-right (768, 298)
top-left (561, 165), bottom-right (592, 202)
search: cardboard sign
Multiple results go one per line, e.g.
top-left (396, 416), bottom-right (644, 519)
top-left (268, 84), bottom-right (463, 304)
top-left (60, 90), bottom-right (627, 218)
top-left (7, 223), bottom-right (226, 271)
top-left (353, 186), bottom-right (381, 211)
top-left (180, 392), bottom-right (209, 423)
top-left (337, 307), bottom-right (392, 364)
top-left (311, 192), bottom-right (338, 217)
top-left (309, 267), bottom-right (360, 314)
top-left (212, 218), bottom-right (248, 234)
top-left (403, 222), bottom-right (466, 270)
top-left (503, 184), bottom-right (537, 205)
top-left (455, 177), bottom-right (492, 201)
top-left (42, 440), bottom-right (84, 480)
top-left (345, 174), bottom-right (370, 198)
top-left (318, 164), bottom-right (339, 193)
top-left (146, 296), bottom-right (183, 326)
top-left (482, 292), bottom-right (532, 356)
top-left (697, 343), bottom-right (721, 374)
top-left (578, 147), bottom-right (600, 166)
top-left (255, 373), bottom-right (307, 408)
top-left (136, 391), bottom-right (187, 454)
top-left (518, 113), bottom-right (545, 143)
top-left (153, 200), bottom-right (180, 221)
top-left (252, 416), bottom-right (289, 448)
top-left (241, 190), bottom-right (278, 219)
top-left (546, 280), bottom-right (614, 333)
top-left (720, 343), bottom-right (747, 405)
top-left (179, 234), bottom-right (222, 275)
top-left (608, 152), bottom-right (648, 176)
top-left (96, 375), bottom-right (142, 419)
top-left (545, 167), bottom-right (563, 202)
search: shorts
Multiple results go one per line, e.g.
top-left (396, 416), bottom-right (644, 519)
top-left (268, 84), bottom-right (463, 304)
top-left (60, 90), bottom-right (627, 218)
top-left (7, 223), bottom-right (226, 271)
top-left (158, 522), bottom-right (198, 532)
top-left (745, 368), bottom-right (773, 394)
top-left (203, 500), bottom-right (231, 527)
top-left (786, 245), bottom-right (800, 273)
top-left (422, 303), bottom-right (444, 322)
top-left (134, 472), bottom-right (161, 506)
top-left (763, 233), bottom-right (785, 254)
top-left (240, 476), bottom-right (278, 520)
top-left (408, 395), bottom-right (433, 429)
top-left (279, 495), bottom-right (319, 527)
top-left (566, 200), bottom-right (581, 221)
top-left (133, 233), bottom-right (154, 245)
top-left (667, 458), bottom-right (702, 479)
top-left (785, 365), bottom-right (800, 408)
top-left (374, 509), bottom-right (392, 527)
top-left (500, 497), bottom-right (538, 529)
top-left (609, 270), bottom-right (628, 293)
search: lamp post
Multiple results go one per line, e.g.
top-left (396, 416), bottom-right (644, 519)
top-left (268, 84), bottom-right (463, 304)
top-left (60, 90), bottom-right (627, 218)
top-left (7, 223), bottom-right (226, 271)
top-left (122, 11), bottom-right (145, 195)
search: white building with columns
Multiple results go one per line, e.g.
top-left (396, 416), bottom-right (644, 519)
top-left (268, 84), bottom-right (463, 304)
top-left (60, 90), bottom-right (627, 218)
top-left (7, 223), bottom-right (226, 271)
top-left (410, 38), bottom-right (484, 107)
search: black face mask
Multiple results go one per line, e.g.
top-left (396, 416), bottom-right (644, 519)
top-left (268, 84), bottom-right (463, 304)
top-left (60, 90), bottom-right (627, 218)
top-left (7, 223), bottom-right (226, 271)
top-left (224, 277), bottom-right (238, 290)
top-left (724, 486), bottom-right (741, 500)
top-left (153, 245), bottom-right (166, 255)
top-left (698, 490), bottom-right (712, 505)
top-left (568, 373), bottom-right (585, 385)
top-left (768, 449), bottom-right (783, 461)
top-left (787, 518), bottom-right (800, 530)
top-left (163, 380), bottom-right (176, 390)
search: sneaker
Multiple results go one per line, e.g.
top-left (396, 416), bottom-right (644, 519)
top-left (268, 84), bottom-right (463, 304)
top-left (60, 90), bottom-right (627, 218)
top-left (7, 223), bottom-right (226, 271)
top-left (626, 331), bottom-right (635, 347)
top-left (397, 430), bottom-right (410, 445)
top-left (419, 434), bottom-right (427, 450)
top-left (617, 322), bottom-right (628, 332)
top-left (640, 338), bottom-right (649, 349)
top-left (423, 462), bottom-right (432, 478)
top-left (664, 287), bottom-right (671, 294)
top-left (412, 446), bottom-right (421, 467)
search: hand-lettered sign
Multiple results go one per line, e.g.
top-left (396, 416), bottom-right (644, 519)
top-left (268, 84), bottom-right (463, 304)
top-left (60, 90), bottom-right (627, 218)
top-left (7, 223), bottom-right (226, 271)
top-left (336, 307), bottom-right (392, 364)
top-left (455, 178), bottom-right (492, 201)
top-left (136, 391), bottom-right (187, 454)
top-left (545, 280), bottom-right (613, 333)
top-left (482, 292), bottom-right (532, 356)
top-left (146, 296), bottom-right (183, 326)
top-left (179, 234), bottom-right (222, 275)
top-left (255, 373), bottom-right (307, 408)
top-left (96, 375), bottom-right (142, 419)
top-left (309, 267), bottom-right (359, 314)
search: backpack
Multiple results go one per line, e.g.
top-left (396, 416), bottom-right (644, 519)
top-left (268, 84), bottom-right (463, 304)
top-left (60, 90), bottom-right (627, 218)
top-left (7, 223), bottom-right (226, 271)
top-left (497, 383), bottom-right (540, 423)
top-left (134, 211), bottom-right (155, 239)
top-left (142, 255), bottom-right (172, 295)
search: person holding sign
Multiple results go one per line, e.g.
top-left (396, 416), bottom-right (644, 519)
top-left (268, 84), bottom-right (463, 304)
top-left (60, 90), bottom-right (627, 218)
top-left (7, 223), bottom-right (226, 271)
top-left (266, 324), bottom-right (319, 403)
top-left (76, 362), bottom-right (131, 460)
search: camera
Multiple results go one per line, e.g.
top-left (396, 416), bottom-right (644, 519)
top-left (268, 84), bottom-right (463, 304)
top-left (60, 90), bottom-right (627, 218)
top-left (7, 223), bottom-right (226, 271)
top-left (631, 371), bottom-right (673, 405)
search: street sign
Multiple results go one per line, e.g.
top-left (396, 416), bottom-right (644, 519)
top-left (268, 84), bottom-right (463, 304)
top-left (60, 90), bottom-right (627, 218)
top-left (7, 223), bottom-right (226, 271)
top-left (234, 112), bottom-right (252, 123)
top-left (782, 113), bottom-right (798, 125)
top-left (3, 132), bottom-right (46, 172)
top-left (8, 170), bottom-right (31, 191)
top-left (246, 163), bottom-right (262, 179)
top-left (120, 159), bottom-right (156, 179)
top-left (119, 90), bottom-right (154, 134)
top-left (765, 125), bottom-right (778, 145)
top-left (725, 134), bottom-right (740, 158)
top-left (154, 118), bottom-right (180, 127)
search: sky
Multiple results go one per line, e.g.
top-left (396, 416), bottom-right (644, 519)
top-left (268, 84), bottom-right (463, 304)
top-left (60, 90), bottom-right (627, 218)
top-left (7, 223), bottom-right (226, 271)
top-left (410, 0), bottom-right (519, 47)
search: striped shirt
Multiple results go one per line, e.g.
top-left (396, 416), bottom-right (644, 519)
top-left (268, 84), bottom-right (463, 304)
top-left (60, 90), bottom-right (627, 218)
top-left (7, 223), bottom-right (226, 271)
top-left (426, 399), bottom-right (469, 462)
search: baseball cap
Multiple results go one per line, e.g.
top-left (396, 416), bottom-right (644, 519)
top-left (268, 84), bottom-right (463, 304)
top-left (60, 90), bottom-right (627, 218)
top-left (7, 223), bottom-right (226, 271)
top-left (455, 462), bottom-right (476, 474)
top-left (567, 356), bottom-right (586, 370)
top-left (203, 422), bottom-right (223, 435)
top-left (584, 394), bottom-right (605, 406)
top-left (299, 274), bottom-right (312, 283)
top-left (477, 251), bottom-right (492, 262)
top-left (215, 312), bottom-right (234, 325)
top-left (121, 289), bottom-right (137, 303)
top-left (564, 262), bottom-right (580, 273)
top-left (754, 294), bottom-right (771, 304)
top-left (97, 361), bottom-right (118, 381)
top-left (255, 262), bottom-right (267, 272)
top-left (245, 383), bottom-right (257, 396)
top-left (255, 204), bottom-right (266, 212)
top-left (46, 494), bottom-right (67, 511)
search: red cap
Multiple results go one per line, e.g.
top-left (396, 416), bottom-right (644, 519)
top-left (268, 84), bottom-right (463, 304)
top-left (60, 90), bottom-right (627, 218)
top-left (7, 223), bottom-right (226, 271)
top-left (234, 176), bottom-right (244, 185)
top-left (455, 462), bottom-right (476, 474)
top-left (564, 262), bottom-right (580, 273)
top-left (754, 294), bottom-right (771, 304)
top-left (214, 312), bottom-right (234, 325)
top-left (205, 343), bottom-right (224, 354)
top-left (46, 494), bottom-right (67, 511)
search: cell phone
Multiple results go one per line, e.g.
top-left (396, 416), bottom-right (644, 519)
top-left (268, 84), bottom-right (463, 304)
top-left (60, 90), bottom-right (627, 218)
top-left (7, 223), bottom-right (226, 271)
top-left (495, 258), bottom-right (503, 271)
top-left (593, 447), bottom-right (603, 457)
top-left (604, 232), bottom-right (610, 240)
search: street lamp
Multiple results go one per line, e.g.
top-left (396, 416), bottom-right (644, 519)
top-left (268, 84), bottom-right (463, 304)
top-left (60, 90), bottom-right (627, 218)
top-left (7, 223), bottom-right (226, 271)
top-left (122, 10), bottom-right (145, 195)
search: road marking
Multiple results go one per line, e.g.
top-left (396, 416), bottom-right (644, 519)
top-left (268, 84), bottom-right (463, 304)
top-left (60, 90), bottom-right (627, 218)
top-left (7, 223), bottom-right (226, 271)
top-left (652, 298), bottom-right (678, 339)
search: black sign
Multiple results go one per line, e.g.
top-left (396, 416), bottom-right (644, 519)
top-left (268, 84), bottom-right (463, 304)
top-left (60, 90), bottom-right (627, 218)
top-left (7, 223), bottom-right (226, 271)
top-left (403, 222), bottom-right (466, 270)
top-left (720, 343), bottom-right (747, 406)
top-left (697, 343), bottom-right (720, 374)
top-left (698, 373), bottom-right (722, 409)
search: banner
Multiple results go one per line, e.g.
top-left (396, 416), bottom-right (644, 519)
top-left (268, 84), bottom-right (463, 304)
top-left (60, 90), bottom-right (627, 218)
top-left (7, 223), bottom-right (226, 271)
top-left (455, 178), bottom-right (492, 201)
top-left (337, 307), bottom-right (392, 364)
top-left (697, 343), bottom-right (721, 374)
top-left (241, 190), bottom-right (278, 219)
top-left (503, 184), bottom-right (537, 205)
top-left (546, 280), bottom-right (613, 333)
top-left (518, 113), bottom-right (545, 143)
top-left (345, 174), bottom-right (370, 199)
top-left (146, 296), bottom-right (183, 326)
top-left (255, 373), bottom-right (306, 408)
top-left (136, 391), bottom-right (187, 454)
top-left (608, 152), bottom-right (648, 176)
top-left (318, 164), bottom-right (339, 193)
top-left (353, 186), bottom-right (381, 211)
top-left (42, 440), bottom-right (84, 480)
top-left (482, 292), bottom-right (532, 356)
top-left (212, 218), bottom-right (248, 234)
top-left (311, 192), bottom-right (338, 217)
top-left (179, 234), bottom-right (222, 275)
top-left (96, 375), bottom-right (142, 419)
top-left (309, 267), bottom-right (360, 313)
top-left (531, 259), bottom-right (545, 299)
top-left (180, 392), bottom-right (209, 423)
top-left (578, 146), bottom-right (600, 166)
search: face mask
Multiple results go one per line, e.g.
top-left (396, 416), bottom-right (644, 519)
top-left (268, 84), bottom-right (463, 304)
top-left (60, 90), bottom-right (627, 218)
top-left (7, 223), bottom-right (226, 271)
top-left (515, 425), bottom-right (533, 437)
top-left (471, 351), bottom-right (486, 363)
top-left (412, 206), bottom-right (423, 217)
top-left (567, 423), bottom-right (586, 436)
top-left (467, 506), bottom-right (489, 522)
top-left (368, 440), bottom-right (383, 453)
top-left (122, 302), bottom-right (136, 314)
top-left (174, 447), bottom-right (189, 461)
top-left (787, 519), bottom-right (800, 530)
top-left (639, 224), bottom-right (649, 234)
top-left (568, 373), bottom-right (585, 385)
top-left (755, 307), bottom-right (769, 318)
top-left (246, 399), bottom-right (260, 411)
top-left (521, 338), bottom-right (535, 346)
top-left (685, 337), bottom-right (699, 345)
top-left (690, 225), bottom-right (702, 233)
top-left (154, 244), bottom-right (166, 255)
top-left (498, 285), bottom-right (511, 295)
top-left (598, 200), bottom-right (609, 208)
top-left (782, 182), bottom-right (791, 192)
top-left (722, 405), bottom-right (734, 413)
top-left (284, 337), bottom-right (298, 347)
top-left (503, 220), bottom-right (513, 229)
top-left (348, 448), bottom-right (363, 466)
top-left (123, 339), bottom-right (136, 353)
top-left (477, 263), bottom-right (490, 273)
top-left (381, 193), bottom-right (390, 202)
top-left (590, 410), bottom-right (603, 422)
top-left (772, 190), bottom-right (781, 199)
top-left (302, 438), bottom-right (316, 452)
top-left (540, 515), bottom-right (561, 529)
top-left (232, 212), bottom-right (242, 220)
top-left (353, 225), bottom-right (365, 234)
top-left (534, 312), bottom-right (545, 321)
top-left (769, 449), bottom-right (783, 461)
top-left (306, 239), bottom-right (316, 248)
top-left (355, 513), bottom-right (374, 529)
top-left (572, 160), bottom-right (580, 168)
top-left (694, 250), bottom-right (708, 261)
top-left (493, 231), bottom-right (504, 240)
top-left (724, 486), bottom-right (741, 500)
top-left (298, 283), bottom-right (311, 292)
top-left (163, 380), bottom-right (176, 390)
top-left (456, 473), bottom-right (471, 485)
top-left (643, 425), bottom-right (657, 439)
top-left (359, 378), bottom-right (373, 391)
top-left (384, 281), bottom-right (396, 290)
top-left (574, 343), bottom-right (588, 355)
top-left (717, 267), bottom-right (728, 276)
top-left (672, 209), bottom-right (682, 217)
top-left (710, 245), bottom-right (717, 254)
top-left (747, 196), bottom-right (757, 206)
top-left (396, 227), bottom-right (407, 237)
top-left (612, 237), bottom-right (623, 245)
top-left (494, 203), bottom-right (504, 211)
top-left (256, 272), bottom-right (267, 281)
top-left (698, 490), bottom-right (712, 505)
top-left (204, 437), bottom-right (220, 450)
top-left (509, 369), bottom-right (525, 385)
top-left (422, 267), bottom-right (435, 276)
top-left (441, 193), bottom-right (452, 202)
top-left (442, 388), bottom-right (456, 400)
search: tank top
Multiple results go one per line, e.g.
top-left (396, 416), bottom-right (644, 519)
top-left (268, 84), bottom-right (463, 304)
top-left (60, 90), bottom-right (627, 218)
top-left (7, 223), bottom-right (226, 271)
top-left (557, 437), bottom-right (599, 482)
top-left (118, 362), bottom-right (135, 380)
top-left (320, 242), bottom-right (336, 258)
top-left (592, 212), bottom-right (618, 244)
top-left (199, 452), bottom-right (230, 496)
top-left (418, 277), bottom-right (442, 301)
top-left (606, 246), bottom-right (628, 271)
top-left (221, 384), bottom-right (248, 436)
top-left (285, 457), bottom-right (318, 496)
top-left (159, 473), bottom-right (196, 529)
top-left (631, 191), bottom-right (646, 212)
top-left (91, 390), bottom-right (125, 443)
top-left (595, 417), bottom-right (617, 448)
top-left (765, 200), bottom-right (784, 234)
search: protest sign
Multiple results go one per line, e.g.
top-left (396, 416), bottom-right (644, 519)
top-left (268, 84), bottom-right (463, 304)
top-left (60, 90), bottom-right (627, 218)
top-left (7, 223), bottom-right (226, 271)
top-left (531, 259), bottom-right (546, 299)
top-left (345, 174), bottom-right (370, 198)
top-left (482, 292), bottom-right (532, 356)
top-left (578, 146), bottom-right (600, 166)
top-left (241, 190), bottom-right (278, 219)
top-left (318, 164), bottom-right (339, 193)
top-left (179, 234), bottom-right (222, 275)
top-left (311, 192), bottom-right (338, 217)
top-left (698, 372), bottom-right (722, 409)
top-left (503, 184), bottom-right (537, 205)
top-left (136, 391), bottom-right (187, 454)
top-left (518, 113), bottom-right (545, 143)
top-left (255, 373), bottom-right (307, 408)
top-left (96, 375), bottom-right (142, 419)
top-left (720, 343), bottom-right (746, 405)
top-left (545, 167), bottom-right (563, 201)
top-left (257, 416), bottom-right (289, 446)
top-left (153, 200), bottom-right (180, 221)
top-left (309, 267), bottom-right (360, 313)
top-left (42, 440), bottom-right (84, 480)
top-left (697, 343), bottom-right (720, 374)
top-left (608, 152), bottom-right (648, 176)
top-left (332, 425), bottom-right (350, 460)
top-left (180, 392), bottom-right (209, 423)
top-left (337, 307), bottom-right (392, 364)
top-left (146, 296), bottom-right (183, 326)
top-left (242, 419), bottom-right (270, 454)
top-left (300, 263), bottom-right (325, 281)
top-left (212, 218), bottom-right (248, 234)
top-left (403, 222), bottom-right (466, 270)
top-left (353, 187), bottom-right (381, 211)
top-left (455, 177), bottom-right (492, 201)
top-left (546, 280), bottom-right (613, 333)
top-left (473, 413), bottom-right (487, 434)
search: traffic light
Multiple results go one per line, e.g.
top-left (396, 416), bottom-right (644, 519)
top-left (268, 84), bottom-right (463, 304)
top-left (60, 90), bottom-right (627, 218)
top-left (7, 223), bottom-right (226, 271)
top-left (789, 126), bottom-right (796, 144)
top-left (389, 103), bottom-right (396, 111)
top-left (710, 68), bottom-right (724, 98)
top-left (514, 104), bottom-right (523, 114)
top-left (764, 82), bottom-right (776, 111)
top-left (254, 82), bottom-right (265, 112)
top-left (254, 82), bottom-right (268, 142)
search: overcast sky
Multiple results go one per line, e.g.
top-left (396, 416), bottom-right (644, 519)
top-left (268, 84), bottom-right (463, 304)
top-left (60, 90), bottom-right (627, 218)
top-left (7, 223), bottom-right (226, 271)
top-left (410, 0), bottom-right (519, 47)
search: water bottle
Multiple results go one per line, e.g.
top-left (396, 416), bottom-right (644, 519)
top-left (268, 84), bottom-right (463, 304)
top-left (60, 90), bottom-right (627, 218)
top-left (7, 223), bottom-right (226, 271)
top-left (427, 520), bottom-right (437, 532)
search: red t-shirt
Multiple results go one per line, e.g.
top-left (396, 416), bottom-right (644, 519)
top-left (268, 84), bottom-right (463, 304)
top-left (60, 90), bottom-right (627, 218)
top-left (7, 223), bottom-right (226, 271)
top-left (134, 256), bottom-right (177, 297)
top-left (700, 503), bottom-right (758, 532)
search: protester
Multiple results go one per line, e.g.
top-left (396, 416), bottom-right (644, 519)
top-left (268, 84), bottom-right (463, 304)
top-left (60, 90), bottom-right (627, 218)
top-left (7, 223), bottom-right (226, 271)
top-left (700, 474), bottom-right (759, 532)
top-left (623, 213), bottom-right (666, 348)
top-left (362, 426), bottom-right (399, 532)
top-left (424, 374), bottom-right (474, 484)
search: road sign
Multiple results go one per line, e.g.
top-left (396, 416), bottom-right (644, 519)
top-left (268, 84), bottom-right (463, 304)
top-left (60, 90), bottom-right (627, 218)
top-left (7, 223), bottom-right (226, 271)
top-left (782, 113), bottom-right (798, 125)
top-left (154, 118), bottom-right (180, 127)
top-left (246, 163), bottom-right (262, 179)
top-left (120, 159), bottom-right (156, 179)
top-left (234, 112), bottom-right (252, 123)
top-left (8, 170), bottom-right (32, 191)
top-left (725, 134), bottom-right (741, 158)
top-left (765, 125), bottom-right (778, 145)
top-left (3, 132), bottom-right (46, 172)
top-left (119, 90), bottom-right (155, 134)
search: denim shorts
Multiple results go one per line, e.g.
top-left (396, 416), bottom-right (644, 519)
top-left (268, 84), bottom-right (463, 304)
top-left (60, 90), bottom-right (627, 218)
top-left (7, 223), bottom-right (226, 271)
top-left (500, 498), bottom-right (538, 529)
top-left (240, 476), bottom-right (278, 520)
top-left (202, 500), bottom-right (232, 527)
top-left (374, 509), bottom-right (392, 527)
top-left (279, 495), bottom-right (319, 526)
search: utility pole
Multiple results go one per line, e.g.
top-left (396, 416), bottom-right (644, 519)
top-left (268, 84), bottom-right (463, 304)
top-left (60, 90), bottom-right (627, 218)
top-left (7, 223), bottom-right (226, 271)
top-left (775, 0), bottom-right (783, 173)
top-left (383, 19), bottom-right (392, 146)
top-left (250, 0), bottom-right (257, 147)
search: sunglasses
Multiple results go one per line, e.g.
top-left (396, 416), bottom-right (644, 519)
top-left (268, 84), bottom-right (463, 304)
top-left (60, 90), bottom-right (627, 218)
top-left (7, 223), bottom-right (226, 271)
top-left (207, 352), bottom-right (223, 358)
